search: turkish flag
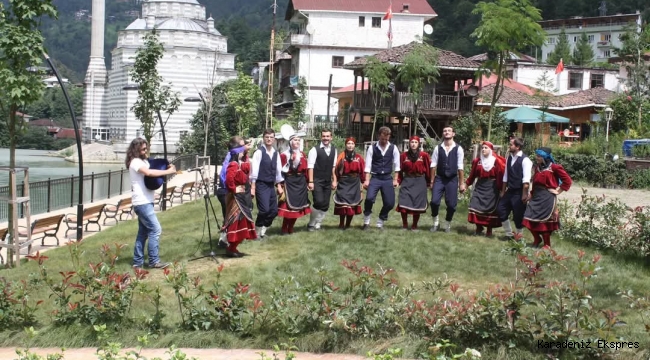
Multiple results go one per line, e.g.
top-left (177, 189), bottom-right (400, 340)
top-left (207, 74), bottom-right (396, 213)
top-left (383, 6), bottom-right (393, 20)
top-left (555, 58), bottom-right (564, 74)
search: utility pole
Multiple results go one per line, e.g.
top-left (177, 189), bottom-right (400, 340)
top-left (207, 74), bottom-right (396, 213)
top-left (265, 0), bottom-right (277, 129)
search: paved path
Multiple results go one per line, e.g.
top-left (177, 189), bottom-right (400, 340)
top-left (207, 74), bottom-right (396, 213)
top-left (0, 347), bottom-right (367, 359)
top-left (0, 167), bottom-right (214, 263)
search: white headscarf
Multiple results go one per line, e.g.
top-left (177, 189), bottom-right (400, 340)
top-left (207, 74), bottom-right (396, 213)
top-left (480, 142), bottom-right (496, 172)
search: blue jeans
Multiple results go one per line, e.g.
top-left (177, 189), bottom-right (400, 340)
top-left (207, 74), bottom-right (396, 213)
top-left (363, 175), bottom-right (395, 221)
top-left (430, 176), bottom-right (458, 222)
top-left (133, 203), bottom-right (162, 266)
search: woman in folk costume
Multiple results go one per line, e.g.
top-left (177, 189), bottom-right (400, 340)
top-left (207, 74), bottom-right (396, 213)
top-left (333, 137), bottom-right (365, 230)
top-left (522, 147), bottom-right (572, 247)
top-left (466, 141), bottom-right (506, 237)
top-left (222, 140), bottom-right (257, 257)
top-left (278, 132), bottom-right (312, 235)
top-left (395, 136), bottom-right (431, 231)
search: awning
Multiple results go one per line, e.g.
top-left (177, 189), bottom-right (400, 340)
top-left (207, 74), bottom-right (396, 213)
top-left (500, 106), bottom-right (570, 123)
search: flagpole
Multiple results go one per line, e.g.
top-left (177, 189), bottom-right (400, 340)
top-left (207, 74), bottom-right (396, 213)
top-left (389, 0), bottom-right (393, 49)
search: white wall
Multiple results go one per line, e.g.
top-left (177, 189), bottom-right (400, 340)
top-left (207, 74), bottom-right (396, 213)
top-left (513, 64), bottom-right (621, 94)
top-left (305, 11), bottom-right (425, 49)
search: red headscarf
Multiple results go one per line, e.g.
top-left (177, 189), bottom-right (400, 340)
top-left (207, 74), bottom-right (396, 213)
top-left (482, 141), bottom-right (494, 150)
top-left (345, 137), bottom-right (356, 144)
top-left (409, 136), bottom-right (421, 143)
top-left (480, 141), bottom-right (496, 171)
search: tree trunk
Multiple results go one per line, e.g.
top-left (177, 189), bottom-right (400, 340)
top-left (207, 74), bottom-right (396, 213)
top-left (8, 104), bottom-right (17, 267)
top-left (371, 92), bottom-right (379, 144)
top-left (488, 51), bottom-right (507, 142)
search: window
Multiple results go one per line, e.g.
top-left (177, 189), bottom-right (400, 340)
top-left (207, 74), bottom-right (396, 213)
top-left (506, 70), bottom-right (514, 79)
top-left (573, 36), bottom-right (578, 43)
top-left (372, 17), bottom-right (381, 28)
top-left (590, 74), bottom-right (604, 88)
top-left (354, 56), bottom-right (363, 60)
top-left (601, 33), bottom-right (611, 42)
top-left (548, 37), bottom-right (556, 45)
top-left (332, 56), bottom-right (344, 68)
top-left (602, 50), bottom-right (610, 57)
top-left (358, 16), bottom-right (365, 27)
top-left (588, 34), bottom-right (595, 43)
top-left (568, 72), bottom-right (583, 89)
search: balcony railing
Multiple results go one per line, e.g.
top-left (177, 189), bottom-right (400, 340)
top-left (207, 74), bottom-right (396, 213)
top-left (290, 33), bottom-right (311, 46)
top-left (353, 93), bottom-right (393, 110)
top-left (597, 41), bottom-right (611, 47)
top-left (397, 92), bottom-right (474, 113)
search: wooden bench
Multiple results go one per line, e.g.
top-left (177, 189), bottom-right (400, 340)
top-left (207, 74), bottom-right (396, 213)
top-left (103, 197), bottom-right (133, 225)
top-left (18, 213), bottom-right (65, 246)
top-left (64, 203), bottom-right (106, 236)
top-left (172, 181), bottom-right (195, 204)
top-left (154, 185), bottom-right (176, 210)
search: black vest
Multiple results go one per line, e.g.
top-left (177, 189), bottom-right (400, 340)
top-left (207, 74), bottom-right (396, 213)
top-left (506, 154), bottom-right (525, 190)
top-left (436, 144), bottom-right (459, 179)
top-left (371, 143), bottom-right (395, 175)
top-left (257, 146), bottom-right (278, 183)
top-left (313, 146), bottom-right (334, 182)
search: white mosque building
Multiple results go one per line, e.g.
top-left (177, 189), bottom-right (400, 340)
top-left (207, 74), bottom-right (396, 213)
top-left (82, 0), bottom-right (237, 154)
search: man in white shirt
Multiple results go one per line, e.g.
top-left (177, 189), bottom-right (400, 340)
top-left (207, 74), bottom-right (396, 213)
top-left (363, 126), bottom-right (401, 230)
top-left (498, 137), bottom-right (532, 238)
top-left (307, 128), bottom-right (337, 231)
top-left (125, 138), bottom-right (177, 270)
top-left (429, 126), bottom-right (465, 232)
top-left (250, 129), bottom-right (284, 238)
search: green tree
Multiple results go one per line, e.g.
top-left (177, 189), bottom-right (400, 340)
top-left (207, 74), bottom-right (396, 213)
top-left (572, 32), bottom-right (594, 66)
top-left (533, 71), bottom-right (559, 145)
top-left (287, 77), bottom-right (307, 126)
top-left (471, 0), bottom-right (545, 141)
top-left (547, 27), bottom-right (572, 66)
top-left (0, 0), bottom-right (57, 267)
top-left (363, 57), bottom-right (393, 143)
top-left (614, 23), bottom-right (650, 128)
top-left (397, 43), bottom-right (439, 139)
top-left (226, 66), bottom-right (264, 137)
top-left (176, 80), bottom-right (239, 162)
top-left (129, 29), bottom-right (181, 148)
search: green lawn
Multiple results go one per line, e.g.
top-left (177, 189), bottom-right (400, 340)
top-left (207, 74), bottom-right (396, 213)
top-left (1, 195), bottom-right (649, 359)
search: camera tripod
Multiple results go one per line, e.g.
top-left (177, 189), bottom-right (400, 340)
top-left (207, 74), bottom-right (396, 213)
top-left (189, 167), bottom-right (222, 263)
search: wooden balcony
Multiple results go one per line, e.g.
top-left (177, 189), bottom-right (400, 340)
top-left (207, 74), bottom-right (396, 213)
top-left (396, 92), bottom-right (474, 114)
top-left (353, 92), bottom-right (474, 115)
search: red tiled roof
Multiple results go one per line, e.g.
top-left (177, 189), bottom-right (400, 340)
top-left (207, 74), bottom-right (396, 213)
top-left (54, 129), bottom-right (82, 139)
top-left (478, 84), bottom-right (617, 109)
top-left (29, 118), bottom-right (61, 127)
top-left (287, 0), bottom-right (437, 20)
top-left (344, 42), bottom-right (480, 70)
top-left (479, 74), bottom-right (538, 96)
top-left (333, 80), bottom-right (369, 94)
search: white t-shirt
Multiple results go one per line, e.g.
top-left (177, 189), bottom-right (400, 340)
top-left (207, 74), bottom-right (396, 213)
top-left (129, 158), bottom-right (155, 205)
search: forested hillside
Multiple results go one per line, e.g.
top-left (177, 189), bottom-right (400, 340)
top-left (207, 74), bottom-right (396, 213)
top-left (11, 0), bottom-right (648, 82)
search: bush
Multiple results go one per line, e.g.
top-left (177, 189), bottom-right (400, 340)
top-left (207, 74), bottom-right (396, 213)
top-left (559, 189), bottom-right (650, 257)
top-left (554, 152), bottom-right (631, 188)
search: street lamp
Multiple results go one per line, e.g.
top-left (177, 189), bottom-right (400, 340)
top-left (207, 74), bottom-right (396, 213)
top-left (124, 84), bottom-right (170, 210)
top-left (604, 106), bottom-right (613, 142)
top-left (43, 53), bottom-right (84, 242)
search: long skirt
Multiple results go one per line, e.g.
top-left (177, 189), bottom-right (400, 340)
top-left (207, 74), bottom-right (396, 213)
top-left (278, 174), bottom-right (312, 219)
top-left (396, 176), bottom-right (428, 214)
top-left (223, 189), bottom-right (257, 243)
top-left (334, 175), bottom-right (362, 215)
top-left (467, 178), bottom-right (502, 227)
top-left (522, 187), bottom-right (559, 232)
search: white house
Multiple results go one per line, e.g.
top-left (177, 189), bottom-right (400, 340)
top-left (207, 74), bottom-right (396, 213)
top-left (509, 63), bottom-right (621, 95)
top-left (469, 54), bottom-right (622, 95)
top-left (83, 0), bottom-right (237, 154)
top-left (282, 0), bottom-right (437, 125)
top-left (539, 12), bottom-right (642, 63)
